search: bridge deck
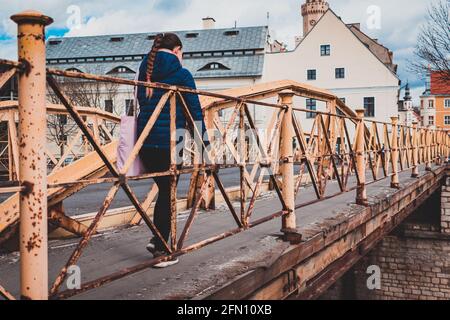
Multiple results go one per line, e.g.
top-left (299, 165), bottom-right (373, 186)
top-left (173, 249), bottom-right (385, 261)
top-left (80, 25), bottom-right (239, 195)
top-left (0, 164), bottom-right (442, 300)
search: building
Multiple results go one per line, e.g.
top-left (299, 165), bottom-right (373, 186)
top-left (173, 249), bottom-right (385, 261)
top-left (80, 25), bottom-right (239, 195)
top-left (45, 1), bottom-right (399, 123)
top-left (0, 65), bottom-right (17, 101)
top-left (301, 0), bottom-right (330, 36)
top-left (420, 72), bottom-right (450, 128)
top-left (46, 25), bottom-right (269, 117)
top-left (263, 6), bottom-right (399, 130)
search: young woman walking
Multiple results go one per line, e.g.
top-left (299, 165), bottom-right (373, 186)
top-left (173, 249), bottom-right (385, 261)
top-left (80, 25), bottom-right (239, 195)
top-left (137, 33), bottom-right (206, 268)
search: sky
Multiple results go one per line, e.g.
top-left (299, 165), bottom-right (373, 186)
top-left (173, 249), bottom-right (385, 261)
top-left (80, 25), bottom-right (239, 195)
top-left (0, 0), bottom-right (438, 105)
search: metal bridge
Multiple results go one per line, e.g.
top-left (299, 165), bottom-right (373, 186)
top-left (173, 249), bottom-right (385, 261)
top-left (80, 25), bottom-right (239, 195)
top-left (0, 11), bottom-right (449, 300)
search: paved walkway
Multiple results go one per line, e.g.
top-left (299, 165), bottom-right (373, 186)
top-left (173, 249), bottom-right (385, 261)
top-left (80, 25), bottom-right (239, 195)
top-left (0, 164), bottom-right (438, 300)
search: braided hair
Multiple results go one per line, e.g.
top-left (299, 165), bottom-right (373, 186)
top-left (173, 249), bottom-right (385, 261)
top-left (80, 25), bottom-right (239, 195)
top-left (145, 32), bottom-right (183, 98)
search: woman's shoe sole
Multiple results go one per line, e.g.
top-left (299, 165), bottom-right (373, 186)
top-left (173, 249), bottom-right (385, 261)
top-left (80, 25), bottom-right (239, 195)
top-left (153, 259), bottom-right (179, 268)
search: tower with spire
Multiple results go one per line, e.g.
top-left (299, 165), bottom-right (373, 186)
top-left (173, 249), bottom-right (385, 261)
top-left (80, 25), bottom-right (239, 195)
top-left (301, 0), bottom-right (329, 36)
top-left (398, 82), bottom-right (416, 126)
top-left (403, 82), bottom-right (413, 111)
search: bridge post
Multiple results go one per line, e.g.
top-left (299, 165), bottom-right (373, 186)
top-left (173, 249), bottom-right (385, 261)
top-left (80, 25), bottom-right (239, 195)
top-left (411, 122), bottom-right (419, 178)
top-left (11, 10), bottom-right (53, 300)
top-left (355, 109), bottom-right (367, 206)
top-left (446, 130), bottom-right (449, 163)
top-left (442, 129), bottom-right (446, 163)
top-left (390, 117), bottom-right (400, 188)
top-left (279, 90), bottom-right (297, 239)
top-left (425, 126), bottom-right (432, 171)
top-left (436, 128), bottom-right (442, 165)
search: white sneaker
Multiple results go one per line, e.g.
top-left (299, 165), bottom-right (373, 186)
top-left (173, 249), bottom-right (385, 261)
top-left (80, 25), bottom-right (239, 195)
top-left (153, 258), bottom-right (179, 268)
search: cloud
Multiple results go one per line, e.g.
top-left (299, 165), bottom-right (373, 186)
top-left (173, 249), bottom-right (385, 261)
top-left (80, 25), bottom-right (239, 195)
top-left (0, 0), bottom-right (433, 100)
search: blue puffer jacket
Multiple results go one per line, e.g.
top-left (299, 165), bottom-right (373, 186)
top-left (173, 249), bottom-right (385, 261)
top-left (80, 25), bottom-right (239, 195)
top-left (137, 51), bottom-right (206, 149)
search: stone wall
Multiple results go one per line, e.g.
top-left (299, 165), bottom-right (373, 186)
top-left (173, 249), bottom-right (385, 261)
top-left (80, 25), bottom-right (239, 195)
top-left (352, 234), bottom-right (450, 300)
top-left (441, 177), bottom-right (450, 234)
top-left (320, 178), bottom-right (450, 300)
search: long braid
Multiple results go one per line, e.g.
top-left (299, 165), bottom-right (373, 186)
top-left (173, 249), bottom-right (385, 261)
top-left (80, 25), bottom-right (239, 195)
top-left (145, 33), bottom-right (164, 98)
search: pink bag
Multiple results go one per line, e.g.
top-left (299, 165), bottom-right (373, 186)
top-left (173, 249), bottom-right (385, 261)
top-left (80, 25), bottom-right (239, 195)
top-left (117, 72), bottom-right (145, 176)
top-left (117, 115), bottom-right (145, 176)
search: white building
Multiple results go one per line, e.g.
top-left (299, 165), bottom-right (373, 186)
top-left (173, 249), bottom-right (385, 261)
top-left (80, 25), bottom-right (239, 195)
top-left (263, 6), bottom-right (400, 130)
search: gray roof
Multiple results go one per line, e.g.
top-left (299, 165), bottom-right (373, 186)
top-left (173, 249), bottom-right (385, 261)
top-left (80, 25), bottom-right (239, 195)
top-left (47, 26), bottom-right (267, 58)
top-left (52, 55), bottom-right (265, 79)
top-left (46, 26), bottom-right (268, 79)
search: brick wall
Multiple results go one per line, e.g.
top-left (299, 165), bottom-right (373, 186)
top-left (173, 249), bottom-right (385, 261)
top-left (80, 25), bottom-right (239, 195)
top-left (352, 234), bottom-right (450, 300)
top-left (441, 177), bottom-right (450, 234)
top-left (321, 234), bottom-right (450, 300)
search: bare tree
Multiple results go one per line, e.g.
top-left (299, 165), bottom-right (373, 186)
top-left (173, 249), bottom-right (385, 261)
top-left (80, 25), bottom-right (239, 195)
top-left (410, 0), bottom-right (450, 84)
top-left (46, 67), bottom-right (121, 159)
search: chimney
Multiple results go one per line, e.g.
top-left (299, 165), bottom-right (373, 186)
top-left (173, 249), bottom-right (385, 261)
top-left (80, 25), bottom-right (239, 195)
top-left (350, 23), bottom-right (361, 30)
top-left (202, 17), bottom-right (216, 30)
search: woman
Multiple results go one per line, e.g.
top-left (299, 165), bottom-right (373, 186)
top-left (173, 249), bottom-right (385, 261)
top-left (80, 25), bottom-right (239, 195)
top-left (137, 33), bottom-right (206, 268)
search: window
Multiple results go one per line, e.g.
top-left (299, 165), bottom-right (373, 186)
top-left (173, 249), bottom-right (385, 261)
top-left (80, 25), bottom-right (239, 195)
top-left (58, 115), bottom-right (67, 125)
top-left (110, 37), bottom-right (124, 42)
top-left (306, 99), bottom-right (317, 119)
top-left (429, 116), bottom-right (434, 125)
top-left (428, 100), bottom-right (434, 109)
top-left (320, 45), bottom-right (330, 56)
top-left (364, 97), bottom-right (375, 117)
top-left (107, 66), bottom-right (135, 74)
top-left (125, 99), bottom-right (134, 116)
top-left (336, 98), bottom-right (346, 116)
top-left (185, 33), bottom-right (199, 38)
top-left (66, 68), bottom-right (83, 73)
top-left (335, 68), bottom-right (345, 79)
top-left (224, 30), bottom-right (239, 36)
top-left (307, 69), bottom-right (316, 80)
top-left (49, 39), bottom-right (62, 45)
top-left (105, 100), bottom-right (114, 113)
top-left (445, 116), bottom-right (450, 125)
top-left (445, 99), bottom-right (450, 108)
top-left (198, 62), bottom-right (230, 71)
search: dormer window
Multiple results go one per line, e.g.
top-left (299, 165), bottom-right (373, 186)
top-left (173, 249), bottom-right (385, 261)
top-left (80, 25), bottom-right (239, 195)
top-left (66, 68), bottom-right (83, 73)
top-left (110, 37), bottom-right (124, 42)
top-left (107, 66), bottom-right (135, 74)
top-left (198, 62), bottom-right (230, 71)
top-left (185, 33), bottom-right (199, 38)
top-left (224, 30), bottom-right (239, 36)
top-left (49, 39), bottom-right (62, 45)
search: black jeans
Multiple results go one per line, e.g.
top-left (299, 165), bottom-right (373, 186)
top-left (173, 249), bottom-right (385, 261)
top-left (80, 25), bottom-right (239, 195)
top-left (140, 147), bottom-right (180, 252)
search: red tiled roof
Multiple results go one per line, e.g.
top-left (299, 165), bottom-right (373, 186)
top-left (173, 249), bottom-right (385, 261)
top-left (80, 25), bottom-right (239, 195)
top-left (431, 72), bottom-right (450, 95)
